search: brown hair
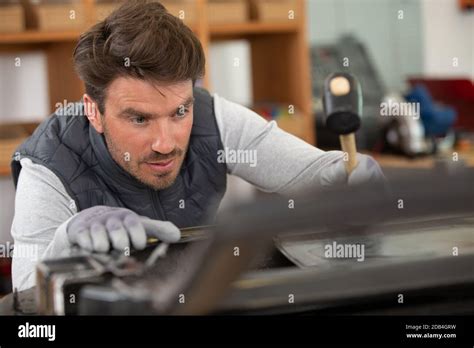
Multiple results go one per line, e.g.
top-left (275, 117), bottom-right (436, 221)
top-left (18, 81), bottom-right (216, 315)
top-left (73, 0), bottom-right (205, 114)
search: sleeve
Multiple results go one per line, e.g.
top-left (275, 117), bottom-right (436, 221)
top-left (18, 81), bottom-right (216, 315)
top-left (213, 94), bottom-right (349, 196)
top-left (10, 158), bottom-right (77, 291)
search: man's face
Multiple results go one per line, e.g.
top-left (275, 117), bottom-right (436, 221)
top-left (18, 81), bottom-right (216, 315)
top-left (87, 78), bottom-right (194, 190)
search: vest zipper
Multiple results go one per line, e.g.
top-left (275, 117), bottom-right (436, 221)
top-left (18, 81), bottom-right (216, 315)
top-left (149, 189), bottom-right (167, 220)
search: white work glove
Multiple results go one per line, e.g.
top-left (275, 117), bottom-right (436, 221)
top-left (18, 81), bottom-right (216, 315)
top-left (66, 206), bottom-right (181, 253)
top-left (321, 153), bottom-right (387, 187)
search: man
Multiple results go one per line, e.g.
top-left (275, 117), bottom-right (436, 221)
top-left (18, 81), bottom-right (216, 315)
top-left (10, 1), bottom-right (384, 291)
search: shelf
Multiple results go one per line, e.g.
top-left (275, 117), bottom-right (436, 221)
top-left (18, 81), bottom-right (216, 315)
top-left (0, 122), bottom-right (40, 177)
top-left (210, 21), bottom-right (299, 37)
top-left (0, 166), bottom-right (11, 177)
top-left (0, 28), bottom-right (205, 45)
top-left (0, 30), bottom-right (82, 44)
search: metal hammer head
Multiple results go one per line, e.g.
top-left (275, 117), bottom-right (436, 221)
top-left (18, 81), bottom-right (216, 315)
top-left (322, 72), bottom-right (362, 135)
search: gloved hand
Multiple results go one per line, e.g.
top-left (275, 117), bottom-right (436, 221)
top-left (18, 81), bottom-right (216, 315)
top-left (66, 205), bottom-right (181, 253)
top-left (321, 153), bottom-right (387, 187)
top-left (347, 153), bottom-right (386, 186)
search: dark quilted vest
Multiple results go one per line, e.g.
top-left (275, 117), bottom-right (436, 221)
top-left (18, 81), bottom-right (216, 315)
top-left (11, 88), bottom-right (227, 228)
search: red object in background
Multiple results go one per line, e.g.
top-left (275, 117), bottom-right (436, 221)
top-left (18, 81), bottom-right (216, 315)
top-left (459, 0), bottom-right (473, 10)
top-left (408, 78), bottom-right (474, 131)
top-left (0, 258), bottom-right (11, 277)
top-left (0, 258), bottom-right (12, 295)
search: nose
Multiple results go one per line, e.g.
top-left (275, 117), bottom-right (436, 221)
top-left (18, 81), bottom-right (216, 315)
top-left (150, 119), bottom-right (176, 155)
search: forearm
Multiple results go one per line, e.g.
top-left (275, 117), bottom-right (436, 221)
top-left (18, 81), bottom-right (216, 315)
top-left (214, 94), bottom-right (351, 196)
top-left (11, 158), bottom-right (77, 290)
top-left (11, 218), bottom-right (71, 291)
top-left (228, 122), bottom-right (348, 195)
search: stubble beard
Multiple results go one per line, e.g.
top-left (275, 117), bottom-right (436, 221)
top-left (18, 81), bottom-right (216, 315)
top-left (102, 126), bottom-right (187, 191)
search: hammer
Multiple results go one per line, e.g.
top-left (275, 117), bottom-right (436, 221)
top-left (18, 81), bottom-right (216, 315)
top-left (322, 72), bottom-right (362, 176)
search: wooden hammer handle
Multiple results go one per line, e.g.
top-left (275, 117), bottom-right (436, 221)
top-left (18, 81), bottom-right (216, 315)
top-left (339, 133), bottom-right (358, 176)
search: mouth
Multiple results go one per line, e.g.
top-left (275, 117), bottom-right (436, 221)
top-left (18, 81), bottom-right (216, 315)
top-left (145, 159), bottom-right (175, 173)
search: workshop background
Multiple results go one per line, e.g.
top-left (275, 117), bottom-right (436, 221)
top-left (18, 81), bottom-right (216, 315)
top-left (0, 0), bottom-right (473, 293)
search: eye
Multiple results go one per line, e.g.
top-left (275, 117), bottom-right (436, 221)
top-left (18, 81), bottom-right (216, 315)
top-left (175, 107), bottom-right (190, 118)
top-left (131, 116), bottom-right (147, 125)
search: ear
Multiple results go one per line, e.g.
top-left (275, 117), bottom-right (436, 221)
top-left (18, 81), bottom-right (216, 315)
top-left (83, 94), bottom-right (104, 133)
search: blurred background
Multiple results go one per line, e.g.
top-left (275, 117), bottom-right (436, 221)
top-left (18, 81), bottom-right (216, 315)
top-left (0, 0), bottom-right (473, 293)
